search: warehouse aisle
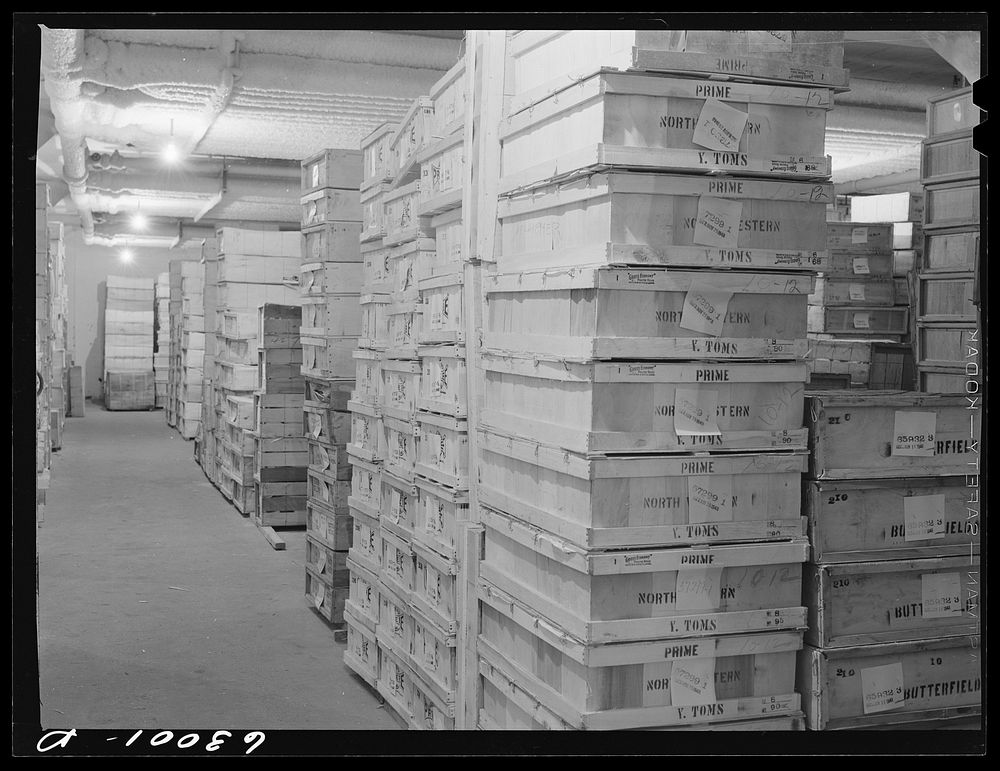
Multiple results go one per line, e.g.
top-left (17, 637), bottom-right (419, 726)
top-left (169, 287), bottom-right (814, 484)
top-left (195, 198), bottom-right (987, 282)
top-left (37, 408), bottom-right (400, 730)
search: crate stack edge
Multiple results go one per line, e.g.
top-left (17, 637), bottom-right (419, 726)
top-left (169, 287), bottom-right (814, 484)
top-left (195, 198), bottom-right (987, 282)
top-left (104, 274), bottom-right (155, 411)
top-left (153, 272), bottom-right (170, 409)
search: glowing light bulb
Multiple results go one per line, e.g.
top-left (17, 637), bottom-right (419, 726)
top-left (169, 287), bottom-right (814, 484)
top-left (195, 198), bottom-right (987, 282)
top-left (162, 142), bottom-right (180, 164)
top-left (120, 248), bottom-right (134, 263)
top-left (131, 212), bottom-right (148, 230)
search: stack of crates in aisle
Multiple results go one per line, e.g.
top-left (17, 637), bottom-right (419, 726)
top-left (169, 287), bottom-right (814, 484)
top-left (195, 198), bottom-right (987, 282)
top-left (35, 184), bottom-right (51, 519)
top-left (213, 227), bottom-right (302, 516)
top-left (916, 87), bottom-right (981, 393)
top-left (198, 239), bottom-right (220, 483)
top-left (297, 149), bottom-right (364, 638)
top-left (153, 272), bottom-right (170, 409)
top-left (799, 391), bottom-right (982, 730)
top-left (176, 263), bottom-right (205, 438)
top-left (253, 303), bottom-right (308, 527)
top-left (473, 29), bottom-right (849, 731)
top-left (165, 261), bottom-right (184, 427)
top-left (47, 221), bottom-right (69, 449)
top-left (103, 275), bottom-right (155, 411)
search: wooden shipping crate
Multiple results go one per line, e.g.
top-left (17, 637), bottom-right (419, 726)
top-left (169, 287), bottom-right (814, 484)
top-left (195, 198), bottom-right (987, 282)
top-left (893, 221), bottom-right (923, 251)
top-left (384, 181), bottom-right (434, 247)
top-left (850, 192), bottom-right (923, 224)
top-left (304, 375), bottom-right (353, 412)
top-left (301, 221), bottom-right (362, 264)
top-left (225, 394), bottom-right (254, 429)
top-left (922, 227), bottom-right (979, 273)
top-left (922, 132), bottom-right (978, 186)
top-left (300, 148), bottom-right (361, 195)
top-left (917, 273), bottom-right (977, 323)
top-left (482, 356), bottom-right (807, 455)
top-left (478, 429), bottom-right (806, 550)
top-left (377, 639), bottom-right (415, 722)
top-left (348, 455), bottom-right (381, 520)
top-left (485, 268), bottom-right (811, 361)
top-left (307, 440), bottom-right (350, 481)
top-left (218, 473), bottom-right (255, 515)
top-left (306, 498), bottom-right (353, 552)
top-left (361, 122), bottom-right (398, 192)
top-left (480, 580), bottom-right (802, 730)
top-left (305, 534), bottom-right (350, 586)
top-left (798, 636), bottom-right (981, 730)
top-left (805, 476), bottom-right (978, 564)
top-left (218, 309), bottom-right (258, 339)
top-left (346, 557), bottom-right (381, 633)
top-left (300, 187), bottom-right (362, 229)
top-left (387, 239), bottom-right (434, 302)
top-left (361, 240), bottom-right (391, 294)
top-left (300, 335), bottom-right (356, 379)
top-left (432, 207), bottom-right (464, 265)
top-left (804, 556), bottom-right (980, 647)
top-left (220, 419), bottom-right (255, 453)
top-left (360, 182), bottom-right (391, 243)
top-left (926, 86), bottom-right (979, 139)
top-left (417, 345), bottom-right (467, 418)
top-left (380, 470), bottom-right (418, 542)
top-left (893, 276), bottom-right (911, 306)
top-left (218, 336), bottom-right (256, 366)
top-left (810, 278), bottom-right (895, 307)
top-left (347, 399), bottom-right (382, 463)
top-left (807, 306), bottom-right (908, 337)
top-left (825, 222), bottom-right (894, 254)
top-left (499, 71), bottom-right (831, 194)
top-left (344, 605), bottom-right (380, 687)
top-left (923, 180), bottom-right (980, 230)
top-left (481, 507), bottom-right (808, 644)
top-left (413, 477), bottom-right (469, 563)
top-left (352, 349), bottom-right (383, 408)
top-left (410, 605), bottom-right (458, 703)
top-left (378, 581), bottom-right (415, 664)
top-left (390, 97), bottom-right (436, 185)
top-left (255, 479), bottom-right (307, 527)
top-left (428, 58), bottom-right (466, 138)
top-left (380, 358), bottom-right (421, 421)
top-left (506, 31), bottom-right (847, 114)
top-left (380, 529), bottom-right (416, 602)
top-left (305, 564), bottom-right (347, 627)
top-left (217, 254), bottom-right (298, 286)
top-left (822, 252), bottom-right (894, 279)
top-left (215, 361), bottom-right (257, 391)
top-left (918, 367), bottom-right (970, 395)
top-left (410, 665), bottom-right (457, 730)
top-left (382, 414), bottom-right (418, 481)
top-left (385, 302), bottom-right (424, 360)
top-left (415, 412), bottom-right (469, 490)
top-left (306, 467), bottom-right (350, 513)
top-left (917, 323), bottom-right (979, 369)
top-left (413, 539), bottom-right (459, 635)
top-left (416, 133), bottom-right (464, 217)
top-left (805, 391), bottom-right (979, 479)
top-left (868, 342), bottom-right (916, 391)
top-left (349, 504), bottom-right (382, 575)
top-left (359, 293), bottom-right (391, 350)
top-left (417, 273), bottom-right (464, 345)
top-left (299, 261), bottom-right (363, 297)
top-left (303, 403), bottom-right (351, 446)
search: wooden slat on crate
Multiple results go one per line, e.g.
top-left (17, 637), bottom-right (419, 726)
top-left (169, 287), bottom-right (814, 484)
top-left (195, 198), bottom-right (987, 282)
top-left (300, 187), bottom-right (362, 229)
top-left (417, 274), bottom-right (465, 345)
top-left (360, 182), bottom-right (391, 244)
top-left (410, 605), bottom-right (458, 705)
top-left (413, 539), bottom-right (459, 635)
top-left (917, 273), bottom-right (977, 322)
top-left (922, 227), bottom-right (979, 273)
top-left (384, 181), bottom-right (434, 247)
top-left (377, 577), bottom-right (415, 656)
top-left (923, 180), bottom-right (980, 230)
top-left (348, 455), bottom-right (381, 519)
top-left (305, 563), bottom-right (348, 628)
top-left (300, 335), bottom-right (356, 379)
top-left (376, 639), bottom-right (415, 723)
top-left (346, 556), bottom-right (381, 633)
top-left (922, 132), bottom-right (978, 185)
top-left (349, 505), bottom-right (381, 575)
top-left (917, 323), bottom-right (980, 369)
top-left (300, 148), bottom-right (362, 196)
top-left (485, 268), bottom-right (811, 361)
top-left (417, 345), bottom-right (467, 418)
top-left (298, 261), bottom-right (364, 297)
top-left (810, 278), bottom-right (895, 307)
top-left (482, 356), bottom-right (808, 455)
top-left (382, 414), bottom-right (417, 480)
top-left (301, 222), bottom-right (363, 264)
top-left (352, 349), bottom-right (383, 407)
top-left (307, 440), bottom-right (350, 481)
top-left (361, 240), bottom-right (392, 294)
top-left (478, 429), bottom-right (807, 550)
top-left (798, 636), bottom-right (981, 730)
top-left (304, 375), bottom-right (354, 412)
top-left (410, 664), bottom-right (457, 730)
top-left (344, 605), bottom-right (380, 687)
top-left (415, 412), bottom-right (469, 490)
top-left (380, 358), bottom-right (421, 421)
top-left (807, 306), bottom-right (908, 337)
top-left (926, 86), bottom-right (979, 139)
top-left (306, 467), bottom-right (350, 512)
top-left (481, 507), bottom-right (808, 644)
top-left (347, 399), bottom-right (382, 463)
top-left (359, 293), bottom-right (391, 350)
top-left (825, 222), bottom-right (894, 254)
top-left (306, 498), bottom-right (353, 552)
top-left (805, 476), bottom-right (977, 563)
top-left (380, 528), bottom-right (416, 601)
top-left (804, 556), bottom-right (980, 647)
top-left (303, 403), bottom-right (351, 446)
top-left (918, 367), bottom-right (972, 395)
top-left (805, 391), bottom-right (979, 479)
top-left (390, 97), bottom-right (437, 187)
top-left (429, 57), bottom-right (467, 138)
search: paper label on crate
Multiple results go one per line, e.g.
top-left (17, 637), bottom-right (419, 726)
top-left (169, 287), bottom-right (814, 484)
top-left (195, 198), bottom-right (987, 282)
top-left (674, 388), bottom-right (722, 436)
top-left (680, 281), bottom-right (734, 336)
top-left (389, 489), bottom-right (408, 525)
top-left (670, 656), bottom-right (718, 706)
top-left (747, 30), bottom-right (793, 53)
top-left (313, 582), bottom-right (325, 610)
top-left (692, 99), bottom-right (749, 152)
top-left (311, 164), bottom-right (320, 189)
top-left (693, 197), bottom-right (742, 249)
top-left (307, 413), bottom-right (321, 439)
top-left (903, 494), bottom-right (946, 541)
top-left (892, 411), bottom-right (937, 457)
top-left (675, 566), bottom-right (723, 612)
top-left (922, 572), bottom-right (963, 618)
top-left (853, 312), bottom-right (871, 329)
top-left (849, 283), bottom-right (867, 301)
top-left (851, 227), bottom-right (869, 245)
top-left (688, 476), bottom-right (733, 524)
top-left (860, 662), bottom-right (905, 714)
top-left (852, 256), bottom-right (871, 275)
top-left (316, 550), bottom-right (328, 574)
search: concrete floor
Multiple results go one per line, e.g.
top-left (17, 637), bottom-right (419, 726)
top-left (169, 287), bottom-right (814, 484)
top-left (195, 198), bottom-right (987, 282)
top-left (37, 406), bottom-right (401, 730)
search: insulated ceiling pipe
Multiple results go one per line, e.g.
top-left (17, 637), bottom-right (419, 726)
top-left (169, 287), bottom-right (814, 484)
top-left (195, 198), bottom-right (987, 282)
top-left (837, 77), bottom-right (952, 112)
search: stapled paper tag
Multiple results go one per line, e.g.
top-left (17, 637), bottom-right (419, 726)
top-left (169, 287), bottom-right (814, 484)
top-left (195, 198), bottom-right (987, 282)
top-left (922, 572), bottom-right (963, 618)
top-left (689, 475), bottom-right (733, 524)
top-left (313, 582), bottom-right (326, 610)
top-left (693, 197), bottom-right (743, 248)
top-left (892, 411), bottom-right (937, 457)
top-left (903, 494), bottom-right (946, 542)
top-left (680, 281), bottom-right (735, 336)
top-left (675, 566), bottom-right (723, 612)
top-left (674, 388), bottom-right (721, 436)
top-left (311, 164), bottom-right (320, 189)
top-left (852, 257), bottom-right (871, 275)
top-left (671, 656), bottom-right (719, 706)
top-left (861, 662), bottom-right (905, 714)
top-left (316, 550), bottom-right (328, 575)
top-left (692, 99), bottom-right (749, 152)
top-left (851, 226), bottom-right (869, 245)
top-left (849, 283), bottom-right (867, 301)
top-left (853, 312), bottom-right (870, 329)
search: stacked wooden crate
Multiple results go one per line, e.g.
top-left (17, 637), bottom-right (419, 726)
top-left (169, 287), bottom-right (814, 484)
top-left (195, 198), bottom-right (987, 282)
top-left (915, 87), bottom-right (981, 393)
top-left (153, 272), bottom-right (170, 409)
top-left (252, 303), bottom-right (308, 528)
top-left (213, 227), bottom-right (302, 516)
top-left (67, 365), bottom-right (85, 417)
top-left (47, 221), bottom-right (69, 449)
top-left (176, 263), bottom-right (205, 438)
top-left (296, 149), bottom-right (364, 636)
top-left (471, 29), bottom-right (850, 731)
top-left (197, 239), bottom-right (220, 484)
top-left (36, 184), bottom-right (51, 519)
top-left (103, 275), bottom-right (155, 410)
top-left (799, 391), bottom-right (981, 730)
top-left (165, 261), bottom-right (184, 427)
